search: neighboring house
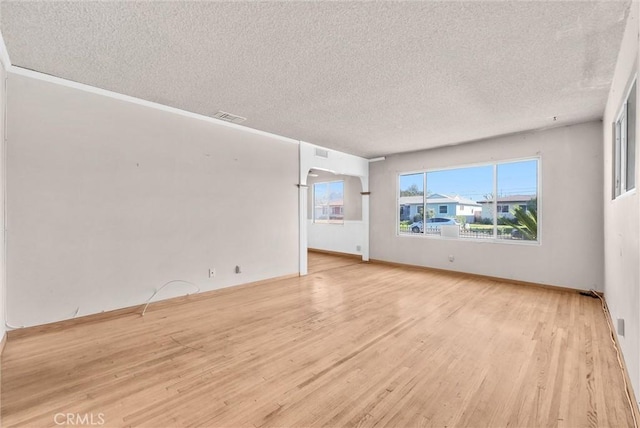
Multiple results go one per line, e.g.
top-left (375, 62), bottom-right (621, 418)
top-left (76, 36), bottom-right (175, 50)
top-left (477, 195), bottom-right (536, 220)
top-left (399, 193), bottom-right (482, 222)
top-left (315, 199), bottom-right (344, 221)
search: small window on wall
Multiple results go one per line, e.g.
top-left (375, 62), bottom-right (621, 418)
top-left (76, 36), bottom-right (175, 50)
top-left (614, 79), bottom-right (636, 198)
top-left (314, 181), bottom-right (344, 224)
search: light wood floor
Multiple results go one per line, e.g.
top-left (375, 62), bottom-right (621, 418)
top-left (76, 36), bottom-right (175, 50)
top-left (307, 250), bottom-right (362, 274)
top-left (1, 253), bottom-right (635, 427)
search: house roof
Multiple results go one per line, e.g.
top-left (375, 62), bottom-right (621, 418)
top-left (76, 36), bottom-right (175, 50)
top-left (477, 195), bottom-right (536, 204)
top-left (399, 194), bottom-right (481, 207)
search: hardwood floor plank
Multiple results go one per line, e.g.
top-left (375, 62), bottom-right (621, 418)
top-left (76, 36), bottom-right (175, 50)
top-left (1, 253), bottom-right (636, 427)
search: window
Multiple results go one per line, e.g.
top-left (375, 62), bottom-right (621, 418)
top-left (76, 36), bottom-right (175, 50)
top-left (398, 158), bottom-right (539, 242)
top-left (314, 181), bottom-right (344, 224)
top-left (398, 173), bottom-right (425, 234)
top-left (614, 79), bottom-right (636, 198)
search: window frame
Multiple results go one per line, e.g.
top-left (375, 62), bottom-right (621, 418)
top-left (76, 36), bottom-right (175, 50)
top-left (614, 75), bottom-right (637, 199)
top-left (396, 156), bottom-right (541, 245)
top-left (313, 179), bottom-right (345, 224)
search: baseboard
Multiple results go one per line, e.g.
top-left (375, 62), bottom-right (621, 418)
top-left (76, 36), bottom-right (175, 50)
top-left (599, 295), bottom-right (640, 424)
top-left (308, 248), bottom-right (363, 260)
top-left (368, 258), bottom-right (589, 295)
top-left (0, 331), bottom-right (6, 356)
top-left (7, 272), bottom-right (300, 340)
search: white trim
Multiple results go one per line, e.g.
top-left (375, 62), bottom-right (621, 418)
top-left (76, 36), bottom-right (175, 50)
top-left (492, 163), bottom-right (498, 239)
top-left (612, 187), bottom-right (637, 201)
top-left (2, 57), bottom-right (6, 332)
top-left (613, 74), bottom-right (637, 199)
top-left (536, 155), bottom-right (542, 245)
top-left (0, 32), bottom-right (11, 71)
top-left (8, 66), bottom-right (300, 146)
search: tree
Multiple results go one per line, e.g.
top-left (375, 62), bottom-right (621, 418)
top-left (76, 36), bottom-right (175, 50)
top-left (503, 204), bottom-right (537, 240)
top-left (400, 184), bottom-right (423, 197)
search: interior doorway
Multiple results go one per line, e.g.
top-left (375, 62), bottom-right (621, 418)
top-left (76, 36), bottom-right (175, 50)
top-left (298, 142), bottom-right (369, 276)
top-left (305, 169), bottom-right (363, 256)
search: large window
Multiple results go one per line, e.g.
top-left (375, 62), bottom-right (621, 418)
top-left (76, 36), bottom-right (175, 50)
top-left (614, 79), bottom-right (636, 198)
top-left (398, 158), bottom-right (539, 242)
top-left (314, 181), bottom-right (344, 224)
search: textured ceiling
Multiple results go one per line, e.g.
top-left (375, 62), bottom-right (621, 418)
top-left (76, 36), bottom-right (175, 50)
top-left (0, 1), bottom-right (631, 158)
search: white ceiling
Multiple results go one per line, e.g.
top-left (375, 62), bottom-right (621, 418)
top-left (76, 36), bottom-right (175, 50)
top-left (0, 1), bottom-right (631, 158)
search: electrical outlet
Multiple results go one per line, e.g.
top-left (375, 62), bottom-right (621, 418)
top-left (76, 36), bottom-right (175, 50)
top-left (448, 255), bottom-right (455, 262)
top-left (356, 245), bottom-right (361, 252)
top-left (235, 265), bottom-right (241, 274)
top-left (618, 318), bottom-right (625, 336)
top-left (208, 268), bottom-right (216, 278)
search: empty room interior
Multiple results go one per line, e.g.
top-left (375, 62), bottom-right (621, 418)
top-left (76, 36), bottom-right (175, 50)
top-left (3, 1), bottom-right (640, 427)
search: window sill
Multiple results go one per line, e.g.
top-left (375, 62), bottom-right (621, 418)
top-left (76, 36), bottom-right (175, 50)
top-left (613, 188), bottom-right (636, 201)
top-left (396, 232), bottom-right (541, 246)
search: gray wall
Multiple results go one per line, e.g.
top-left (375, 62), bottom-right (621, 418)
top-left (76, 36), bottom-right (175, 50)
top-left (6, 72), bottom-right (299, 327)
top-left (370, 120), bottom-right (604, 291)
top-left (603, 1), bottom-right (640, 402)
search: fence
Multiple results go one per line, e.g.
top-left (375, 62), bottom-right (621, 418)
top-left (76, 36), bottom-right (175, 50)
top-left (399, 224), bottom-right (525, 240)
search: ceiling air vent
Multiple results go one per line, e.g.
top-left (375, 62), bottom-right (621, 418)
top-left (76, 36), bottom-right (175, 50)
top-left (213, 111), bottom-right (247, 124)
top-left (315, 148), bottom-right (329, 158)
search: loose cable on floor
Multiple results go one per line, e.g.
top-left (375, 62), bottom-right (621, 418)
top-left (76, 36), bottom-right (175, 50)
top-left (6, 306), bottom-right (80, 330)
top-left (590, 289), bottom-right (639, 428)
top-left (5, 321), bottom-right (23, 329)
top-left (141, 280), bottom-right (200, 316)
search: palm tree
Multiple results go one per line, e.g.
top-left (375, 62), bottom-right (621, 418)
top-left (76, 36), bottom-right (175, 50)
top-left (503, 203), bottom-right (537, 240)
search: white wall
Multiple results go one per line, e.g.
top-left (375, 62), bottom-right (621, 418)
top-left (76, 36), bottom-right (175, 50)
top-left (298, 141), bottom-right (369, 274)
top-left (370, 121), bottom-right (604, 291)
top-left (0, 48), bottom-right (6, 342)
top-left (306, 171), bottom-right (363, 255)
top-left (5, 71), bottom-right (299, 328)
top-left (0, 41), bottom-right (10, 340)
top-left (603, 1), bottom-right (640, 403)
top-left (307, 221), bottom-right (365, 256)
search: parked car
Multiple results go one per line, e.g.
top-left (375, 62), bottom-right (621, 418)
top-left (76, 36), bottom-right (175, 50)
top-left (409, 217), bottom-right (460, 233)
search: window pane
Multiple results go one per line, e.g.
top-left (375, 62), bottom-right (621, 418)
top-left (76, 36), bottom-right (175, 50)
top-left (627, 81), bottom-right (636, 191)
top-left (399, 173), bottom-right (424, 234)
top-left (426, 166), bottom-right (492, 238)
top-left (328, 181), bottom-right (344, 222)
top-left (313, 183), bottom-right (328, 222)
top-left (496, 160), bottom-right (538, 241)
top-left (313, 181), bottom-right (344, 224)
